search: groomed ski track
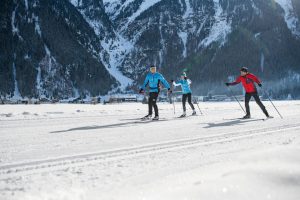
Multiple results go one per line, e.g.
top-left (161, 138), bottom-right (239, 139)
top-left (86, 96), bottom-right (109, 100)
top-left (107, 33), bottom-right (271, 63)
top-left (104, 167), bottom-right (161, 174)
top-left (1, 101), bottom-right (300, 200)
top-left (1, 122), bottom-right (300, 178)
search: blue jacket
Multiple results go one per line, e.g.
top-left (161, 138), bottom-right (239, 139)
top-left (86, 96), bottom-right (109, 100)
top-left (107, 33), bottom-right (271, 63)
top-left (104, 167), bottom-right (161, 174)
top-left (173, 79), bottom-right (192, 94)
top-left (141, 72), bottom-right (170, 93)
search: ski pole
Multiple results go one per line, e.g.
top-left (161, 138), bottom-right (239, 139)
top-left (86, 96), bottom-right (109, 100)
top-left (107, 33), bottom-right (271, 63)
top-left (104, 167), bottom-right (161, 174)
top-left (263, 90), bottom-right (283, 119)
top-left (172, 94), bottom-right (176, 114)
top-left (195, 101), bottom-right (203, 115)
top-left (193, 97), bottom-right (203, 115)
top-left (267, 96), bottom-right (283, 119)
top-left (167, 89), bottom-right (175, 115)
top-left (227, 86), bottom-right (246, 114)
top-left (170, 81), bottom-right (176, 115)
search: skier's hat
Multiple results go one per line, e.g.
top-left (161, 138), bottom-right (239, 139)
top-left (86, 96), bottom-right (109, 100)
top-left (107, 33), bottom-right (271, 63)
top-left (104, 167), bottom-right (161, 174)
top-left (181, 72), bottom-right (187, 77)
top-left (240, 67), bottom-right (248, 73)
top-left (150, 65), bottom-right (156, 69)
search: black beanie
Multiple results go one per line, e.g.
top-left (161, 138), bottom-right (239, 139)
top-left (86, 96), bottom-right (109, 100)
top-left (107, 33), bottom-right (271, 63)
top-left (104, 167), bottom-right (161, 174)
top-left (240, 67), bottom-right (248, 73)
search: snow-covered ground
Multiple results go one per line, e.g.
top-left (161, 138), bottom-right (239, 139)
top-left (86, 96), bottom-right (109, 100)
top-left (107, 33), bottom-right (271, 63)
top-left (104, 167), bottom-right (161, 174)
top-left (1, 101), bottom-right (300, 200)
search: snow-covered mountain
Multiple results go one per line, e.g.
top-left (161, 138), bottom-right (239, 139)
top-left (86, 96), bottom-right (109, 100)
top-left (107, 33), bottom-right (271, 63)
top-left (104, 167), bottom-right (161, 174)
top-left (1, 0), bottom-right (116, 100)
top-left (1, 0), bottom-right (300, 99)
top-left (100, 0), bottom-right (300, 97)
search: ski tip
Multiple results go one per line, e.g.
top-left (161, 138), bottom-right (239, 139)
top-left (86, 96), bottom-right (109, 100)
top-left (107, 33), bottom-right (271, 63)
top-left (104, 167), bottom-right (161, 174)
top-left (262, 116), bottom-right (274, 121)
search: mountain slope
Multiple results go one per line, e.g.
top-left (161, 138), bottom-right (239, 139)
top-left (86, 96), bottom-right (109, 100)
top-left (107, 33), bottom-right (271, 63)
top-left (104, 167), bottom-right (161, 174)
top-left (69, 0), bottom-right (133, 90)
top-left (1, 0), bottom-right (300, 99)
top-left (0, 0), bottom-right (116, 99)
top-left (101, 0), bottom-right (300, 98)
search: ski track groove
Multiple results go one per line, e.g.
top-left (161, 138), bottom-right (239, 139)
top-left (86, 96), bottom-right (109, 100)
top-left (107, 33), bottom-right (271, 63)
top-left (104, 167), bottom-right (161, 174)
top-left (1, 122), bottom-right (300, 178)
top-left (0, 111), bottom-right (175, 127)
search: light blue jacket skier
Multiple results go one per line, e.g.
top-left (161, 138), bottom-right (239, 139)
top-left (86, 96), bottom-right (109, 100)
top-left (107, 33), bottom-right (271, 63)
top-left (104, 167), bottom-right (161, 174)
top-left (172, 72), bottom-right (196, 117)
top-left (139, 66), bottom-right (171, 120)
top-left (140, 71), bottom-right (170, 93)
top-left (173, 79), bottom-right (192, 94)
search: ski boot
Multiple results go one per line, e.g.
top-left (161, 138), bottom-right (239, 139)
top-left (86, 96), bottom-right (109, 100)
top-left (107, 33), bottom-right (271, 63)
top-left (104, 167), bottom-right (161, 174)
top-left (152, 116), bottom-right (159, 121)
top-left (192, 110), bottom-right (196, 116)
top-left (179, 112), bottom-right (186, 118)
top-left (264, 110), bottom-right (273, 118)
top-left (141, 114), bottom-right (152, 120)
top-left (262, 110), bottom-right (273, 119)
top-left (242, 114), bottom-right (251, 119)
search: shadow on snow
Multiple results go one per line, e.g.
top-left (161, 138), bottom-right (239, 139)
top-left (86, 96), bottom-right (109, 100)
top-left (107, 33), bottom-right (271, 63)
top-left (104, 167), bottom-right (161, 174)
top-left (202, 119), bottom-right (263, 128)
top-left (51, 119), bottom-right (168, 133)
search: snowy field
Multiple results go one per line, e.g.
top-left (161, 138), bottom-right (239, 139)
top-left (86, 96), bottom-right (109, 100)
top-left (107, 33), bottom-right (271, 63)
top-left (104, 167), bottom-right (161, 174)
top-left (0, 101), bottom-right (300, 200)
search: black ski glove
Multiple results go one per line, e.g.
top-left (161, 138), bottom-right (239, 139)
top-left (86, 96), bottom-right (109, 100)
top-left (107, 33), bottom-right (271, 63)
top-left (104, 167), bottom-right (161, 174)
top-left (258, 83), bottom-right (262, 87)
top-left (139, 89), bottom-right (144, 94)
top-left (168, 88), bottom-right (172, 94)
top-left (170, 80), bottom-right (174, 83)
top-left (225, 83), bottom-right (230, 87)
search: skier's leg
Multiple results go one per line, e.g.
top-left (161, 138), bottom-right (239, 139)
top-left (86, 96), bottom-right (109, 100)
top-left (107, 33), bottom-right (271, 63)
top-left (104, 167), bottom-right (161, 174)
top-left (253, 93), bottom-right (269, 117)
top-left (182, 94), bottom-right (187, 113)
top-left (152, 92), bottom-right (159, 116)
top-left (148, 93), bottom-right (154, 116)
top-left (245, 93), bottom-right (251, 116)
top-left (187, 93), bottom-right (195, 110)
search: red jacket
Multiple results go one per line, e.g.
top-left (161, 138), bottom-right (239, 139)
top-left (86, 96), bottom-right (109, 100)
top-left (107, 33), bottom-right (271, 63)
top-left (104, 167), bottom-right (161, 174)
top-left (230, 73), bottom-right (261, 93)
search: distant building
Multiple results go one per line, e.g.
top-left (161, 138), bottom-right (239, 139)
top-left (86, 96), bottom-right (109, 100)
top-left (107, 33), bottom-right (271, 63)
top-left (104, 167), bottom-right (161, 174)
top-left (109, 95), bottom-right (138, 103)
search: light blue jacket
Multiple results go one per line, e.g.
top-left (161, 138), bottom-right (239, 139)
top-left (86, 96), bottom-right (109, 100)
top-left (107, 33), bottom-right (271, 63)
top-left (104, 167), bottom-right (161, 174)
top-left (173, 79), bottom-right (192, 94)
top-left (141, 72), bottom-right (170, 93)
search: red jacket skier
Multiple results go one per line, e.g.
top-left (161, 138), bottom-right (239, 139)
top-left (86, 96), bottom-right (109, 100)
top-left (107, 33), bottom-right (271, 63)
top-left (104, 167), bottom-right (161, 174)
top-left (229, 73), bottom-right (262, 93)
top-left (225, 67), bottom-right (271, 119)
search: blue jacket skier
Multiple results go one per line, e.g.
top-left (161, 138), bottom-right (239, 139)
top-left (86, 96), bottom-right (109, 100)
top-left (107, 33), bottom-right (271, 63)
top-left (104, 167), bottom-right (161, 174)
top-left (172, 72), bottom-right (196, 117)
top-left (139, 65), bottom-right (171, 120)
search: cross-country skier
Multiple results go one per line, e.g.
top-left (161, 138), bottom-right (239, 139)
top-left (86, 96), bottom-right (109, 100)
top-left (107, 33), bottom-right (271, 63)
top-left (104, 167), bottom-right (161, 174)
top-left (171, 72), bottom-right (196, 117)
top-left (139, 65), bottom-right (171, 120)
top-left (225, 67), bottom-right (271, 119)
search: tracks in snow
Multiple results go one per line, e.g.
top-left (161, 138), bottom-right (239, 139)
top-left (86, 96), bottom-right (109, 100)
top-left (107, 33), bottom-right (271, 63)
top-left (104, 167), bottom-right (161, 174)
top-left (1, 122), bottom-right (300, 178)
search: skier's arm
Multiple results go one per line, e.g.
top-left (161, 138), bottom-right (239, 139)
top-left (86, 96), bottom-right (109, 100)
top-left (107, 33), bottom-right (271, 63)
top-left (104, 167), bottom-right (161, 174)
top-left (173, 81), bottom-right (181, 87)
top-left (227, 76), bottom-right (241, 86)
top-left (249, 74), bottom-right (261, 84)
top-left (141, 75), bottom-right (150, 90)
top-left (187, 79), bottom-right (192, 85)
top-left (159, 74), bottom-right (171, 89)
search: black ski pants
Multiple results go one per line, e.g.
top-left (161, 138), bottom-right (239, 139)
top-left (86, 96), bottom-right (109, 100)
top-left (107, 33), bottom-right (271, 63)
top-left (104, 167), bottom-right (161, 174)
top-left (245, 92), bottom-right (268, 116)
top-left (182, 93), bottom-right (195, 112)
top-left (148, 92), bottom-right (159, 116)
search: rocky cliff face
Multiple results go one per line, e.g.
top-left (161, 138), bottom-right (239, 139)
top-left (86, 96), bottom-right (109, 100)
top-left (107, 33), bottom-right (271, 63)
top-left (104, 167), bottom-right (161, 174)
top-left (1, 0), bottom-right (300, 99)
top-left (0, 0), bottom-right (116, 100)
top-left (100, 0), bottom-right (300, 97)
